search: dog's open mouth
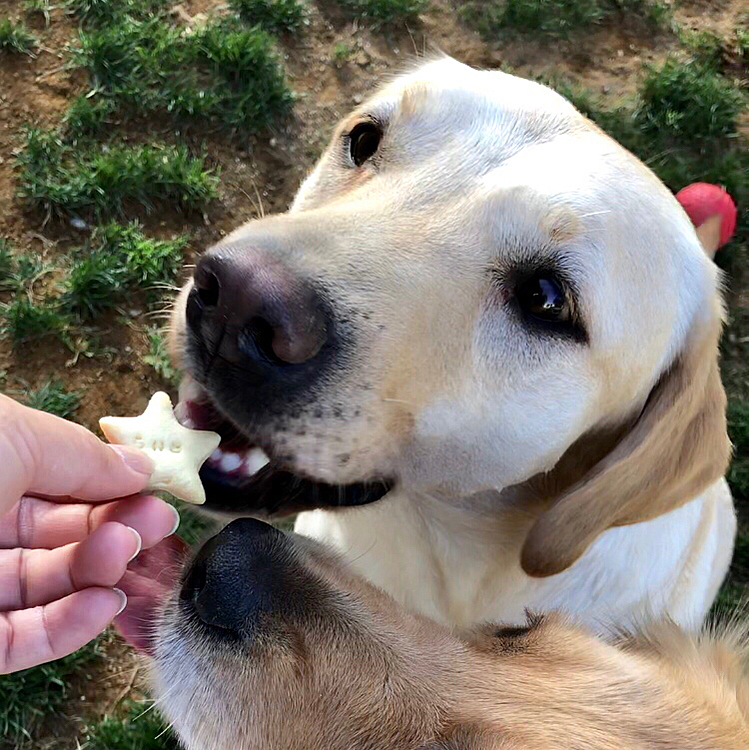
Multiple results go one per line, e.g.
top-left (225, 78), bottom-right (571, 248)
top-left (175, 379), bottom-right (393, 515)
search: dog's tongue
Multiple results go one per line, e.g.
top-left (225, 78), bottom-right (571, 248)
top-left (114, 534), bottom-right (189, 656)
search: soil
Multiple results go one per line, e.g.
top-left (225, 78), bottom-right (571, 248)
top-left (0, 0), bottom-right (745, 746)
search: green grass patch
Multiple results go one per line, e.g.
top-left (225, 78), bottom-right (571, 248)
top-left (143, 325), bottom-right (180, 384)
top-left (2, 252), bottom-right (46, 294)
top-left (63, 223), bottom-right (188, 319)
top-left (735, 29), bottom-right (749, 61)
top-left (0, 241), bottom-right (72, 346)
top-left (84, 699), bottom-right (181, 749)
top-left (0, 239), bottom-right (16, 290)
top-left (24, 0), bottom-right (52, 25)
top-left (331, 41), bottom-right (353, 65)
top-left (0, 226), bottom-right (187, 347)
top-left (24, 378), bottom-right (81, 418)
top-left (0, 636), bottom-right (104, 744)
top-left (0, 19), bottom-right (37, 55)
top-left (64, 96), bottom-right (117, 138)
top-left (1, 297), bottom-right (71, 345)
top-left (634, 58), bottom-right (744, 143)
top-left (230, 0), bottom-right (306, 33)
top-left (459, 0), bottom-right (668, 37)
top-left (338, 0), bottom-right (426, 26)
top-left (175, 501), bottom-right (217, 544)
top-left (72, 16), bottom-right (293, 132)
top-left (18, 128), bottom-right (218, 220)
top-left (66, 0), bottom-right (170, 25)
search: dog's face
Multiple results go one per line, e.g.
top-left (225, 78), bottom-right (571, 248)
top-left (153, 519), bottom-right (463, 750)
top-left (151, 519), bottom-right (749, 750)
top-left (172, 58), bottom-right (728, 574)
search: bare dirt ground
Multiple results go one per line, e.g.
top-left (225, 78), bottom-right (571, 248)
top-left (0, 0), bottom-right (745, 746)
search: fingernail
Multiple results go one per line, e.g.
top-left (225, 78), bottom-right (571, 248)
top-left (114, 588), bottom-right (128, 616)
top-left (110, 444), bottom-right (154, 476)
top-left (167, 505), bottom-right (181, 536)
top-left (125, 526), bottom-right (142, 562)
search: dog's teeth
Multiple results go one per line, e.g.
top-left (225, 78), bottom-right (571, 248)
top-left (178, 376), bottom-right (203, 404)
top-left (173, 400), bottom-right (191, 426)
top-left (210, 448), bottom-right (223, 463)
top-left (220, 452), bottom-right (242, 473)
top-left (246, 447), bottom-right (270, 475)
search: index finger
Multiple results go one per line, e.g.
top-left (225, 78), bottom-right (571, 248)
top-left (0, 395), bottom-right (153, 513)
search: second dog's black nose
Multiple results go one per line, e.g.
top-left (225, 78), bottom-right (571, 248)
top-left (187, 243), bottom-right (328, 366)
top-left (180, 518), bottom-right (289, 636)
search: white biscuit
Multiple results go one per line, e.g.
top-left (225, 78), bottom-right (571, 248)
top-left (100, 391), bottom-right (220, 505)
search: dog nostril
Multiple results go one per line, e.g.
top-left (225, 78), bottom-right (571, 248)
top-left (180, 558), bottom-right (207, 603)
top-left (239, 316), bottom-right (284, 365)
top-left (196, 271), bottom-right (220, 307)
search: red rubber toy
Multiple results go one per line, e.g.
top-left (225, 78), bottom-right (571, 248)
top-left (675, 182), bottom-right (737, 252)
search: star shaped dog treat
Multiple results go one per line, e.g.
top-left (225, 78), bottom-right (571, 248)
top-left (100, 391), bottom-right (220, 505)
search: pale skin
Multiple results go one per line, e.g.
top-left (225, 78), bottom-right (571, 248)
top-left (0, 394), bottom-right (179, 674)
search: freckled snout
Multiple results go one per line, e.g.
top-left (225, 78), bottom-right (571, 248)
top-left (187, 243), bottom-right (329, 367)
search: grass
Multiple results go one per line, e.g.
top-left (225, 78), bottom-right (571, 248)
top-left (1, 297), bottom-right (71, 345)
top-left (0, 239), bottom-right (17, 290)
top-left (0, 636), bottom-right (104, 744)
top-left (229, 0), bottom-right (306, 33)
top-left (18, 128), bottom-right (219, 220)
top-left (143, 325), bottom-right (180, 384)
top-left (337, 0), bottom-right (427, 26)
top-left (331, 41), bottom-right (353, 64)
top-left (24, 0), bottom-right (52, 26)
top-left (634, 58), bottom-right (744, 143)
top-left (83, 699), bottom-right (181, 750)
top-left (66, 0), bottom-right (170, 25)
top-left (64, 223), bottom-right (188, 319)
top-left (72, 16), bottom-right (293, 132)
top-left (0, 224), bottom-right (187, 346)
top-left (0, 244), bottom-right (47, 295)
top-left (24, 379), bottom-right (81, 418)
top-left (459, 0), bottom-right (669, 37)
top-left (64, 97), bottom-right (117, 138)
top-left (0, 19), bottom-right (37, 56)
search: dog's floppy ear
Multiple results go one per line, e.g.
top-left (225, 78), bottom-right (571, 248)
top-left (521, 300), bottom-right (730, 577)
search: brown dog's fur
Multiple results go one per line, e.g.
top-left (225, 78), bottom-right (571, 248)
top-left (153, 528), bottom-right (749, 750)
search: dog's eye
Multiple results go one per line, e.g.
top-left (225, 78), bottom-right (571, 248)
top-left (515, 274), bottom-right (571, 324)
top-left (349, 122), bottom-right (382, 166)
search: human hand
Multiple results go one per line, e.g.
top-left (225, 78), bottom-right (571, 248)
top-left (0, 394), bottom-right (180, 673)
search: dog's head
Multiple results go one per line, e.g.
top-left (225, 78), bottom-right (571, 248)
top-left (171, 57), bottom-right (729, 575)
top-left (151, 520), bottom-right (749, 750)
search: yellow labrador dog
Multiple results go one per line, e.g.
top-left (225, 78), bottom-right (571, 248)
top-left (171, 57), bottom-right (735, 633)
top-left (149, 518), bottom-right (749, 750)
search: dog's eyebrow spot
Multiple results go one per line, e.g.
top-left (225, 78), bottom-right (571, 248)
top-left (540, 207), bottom-right (580, 245)
top-left (399, 82), bottom-right (431, 118)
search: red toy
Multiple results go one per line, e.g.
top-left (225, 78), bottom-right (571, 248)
top-left (675, 182), bottom-right (737, 258)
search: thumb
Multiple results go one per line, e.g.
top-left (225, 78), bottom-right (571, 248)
top-left (0, 395), bottom-right (153, 510)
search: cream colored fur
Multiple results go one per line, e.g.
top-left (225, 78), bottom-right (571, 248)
top-left (172, 57), bottom-right (735, 632)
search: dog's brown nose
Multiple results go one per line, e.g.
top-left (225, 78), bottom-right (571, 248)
top-left (187, 244), bottom-right (328, 366)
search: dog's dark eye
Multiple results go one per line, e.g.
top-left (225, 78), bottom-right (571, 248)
top-left (349, 122), bottom-right (382, 166)
top-left (515, 274), bottom-right (571, 324)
